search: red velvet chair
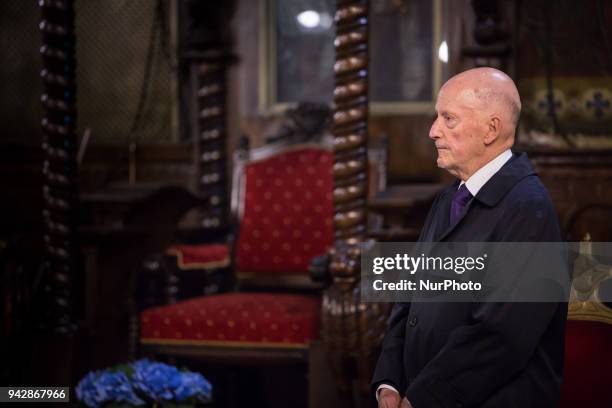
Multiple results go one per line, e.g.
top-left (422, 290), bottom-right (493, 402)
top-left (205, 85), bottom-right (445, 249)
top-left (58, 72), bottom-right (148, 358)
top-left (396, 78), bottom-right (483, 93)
top-left (560, 239), bottom-right (612, 407)
top-left (135, 141), bottom-right (336, 387)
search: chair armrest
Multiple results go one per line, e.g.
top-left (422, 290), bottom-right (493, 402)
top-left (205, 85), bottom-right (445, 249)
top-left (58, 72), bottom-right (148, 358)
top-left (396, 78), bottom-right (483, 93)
top-left (329, 241), bottom-right (362, 280)
top-left (309, 242), bottom-right (363, 284)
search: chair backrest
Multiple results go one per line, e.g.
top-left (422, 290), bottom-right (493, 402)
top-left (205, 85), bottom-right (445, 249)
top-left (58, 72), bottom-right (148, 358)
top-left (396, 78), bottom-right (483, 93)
top-left (232, 143), bottom-right (335, 276)
top-left (560, 239), bottom-right (612, 408)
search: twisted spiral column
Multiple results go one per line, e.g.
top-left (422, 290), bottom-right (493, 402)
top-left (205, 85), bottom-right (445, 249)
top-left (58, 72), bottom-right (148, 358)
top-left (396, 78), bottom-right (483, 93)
top-left (323, 2), bottom-right (392, 403)
top-left (39, 0), bottom-right (78, 332)
top-left (194, 52), bottom-right (229, 230)
top-left (332, 0), bottom-right (370, 243)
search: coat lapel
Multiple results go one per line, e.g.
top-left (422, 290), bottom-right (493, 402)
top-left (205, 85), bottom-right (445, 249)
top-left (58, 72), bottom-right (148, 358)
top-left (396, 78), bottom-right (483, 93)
top-left (432, 152), bottom-right (536, 242)
top-left (432, 184), bottom-right (456, 241)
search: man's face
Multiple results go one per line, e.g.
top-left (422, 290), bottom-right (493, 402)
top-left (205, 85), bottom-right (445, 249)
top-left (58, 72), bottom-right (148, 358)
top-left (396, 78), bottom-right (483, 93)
top-left (429, 83), bottom-right (487, 179)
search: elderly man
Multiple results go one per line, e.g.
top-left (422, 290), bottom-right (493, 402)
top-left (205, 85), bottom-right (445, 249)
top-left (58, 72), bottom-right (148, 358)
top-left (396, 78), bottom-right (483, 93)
top-left (372, 68), bottom-right (566, 407)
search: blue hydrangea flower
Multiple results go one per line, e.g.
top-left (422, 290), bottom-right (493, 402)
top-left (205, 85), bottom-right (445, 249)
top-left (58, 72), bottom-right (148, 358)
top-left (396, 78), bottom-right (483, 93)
top-left (77, 359), bottom-right (212, 406)
top-left (174, 371), bottom-right (213, 402)
top-left (76, 370), bottom-right (144, 408)
top-left (98, 371), bottom-right (145, 406)
top-left (76, 371), bottom-right (104, 408)
top-left (131, 359), bottom-right (182, 401)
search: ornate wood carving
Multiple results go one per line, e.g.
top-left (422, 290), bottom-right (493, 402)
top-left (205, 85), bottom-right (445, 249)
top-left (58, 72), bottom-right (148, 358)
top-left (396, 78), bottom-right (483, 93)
top-left (322, 1), bottom-right (391, 404)
top-left (332, 0), bottom-right (369, 242)
top-left (39, 0), bottom-right (78, 333)
top-left (322, 242), bottom-right (389, 398)
top-left (568, 238), bottom-right (612, 325)
top-left (462, 0), bottom-right (512, 70)
top-left (193, 53), bottom-right (230, 231)
top-left (528, 149), bottom-right (612, 241)
top-left (180, 0), bottom-right (238, 233)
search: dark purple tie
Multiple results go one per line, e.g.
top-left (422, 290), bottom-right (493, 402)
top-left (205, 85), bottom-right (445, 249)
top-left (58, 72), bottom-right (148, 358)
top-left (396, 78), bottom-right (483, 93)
top-left (450, 184), bottom-right (473, 226)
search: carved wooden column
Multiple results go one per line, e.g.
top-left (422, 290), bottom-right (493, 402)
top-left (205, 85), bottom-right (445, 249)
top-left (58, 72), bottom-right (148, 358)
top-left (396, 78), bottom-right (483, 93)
top-left (39, 0), bottom-right (78, 333)
top-left (181, 0), bottom-right (237, 232)
top-left (322, 1), bottom-right (390, 405)
top-left (322, 243), bottom-right (389, 402)
top-left (332, 0), bottom-right (369, 242)
top-left (193, 53), bottom-right (229, 231)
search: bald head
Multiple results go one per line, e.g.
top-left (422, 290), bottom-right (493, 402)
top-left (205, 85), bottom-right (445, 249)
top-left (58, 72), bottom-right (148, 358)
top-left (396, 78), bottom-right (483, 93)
top-left (430, 67), bottom-right (522, 180)
top-left (441, 67), bottom-right (521, 134)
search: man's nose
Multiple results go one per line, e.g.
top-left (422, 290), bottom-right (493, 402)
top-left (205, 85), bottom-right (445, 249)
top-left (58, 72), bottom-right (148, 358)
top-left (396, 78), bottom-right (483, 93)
top-left (429, 118), bottom-right (440, 140)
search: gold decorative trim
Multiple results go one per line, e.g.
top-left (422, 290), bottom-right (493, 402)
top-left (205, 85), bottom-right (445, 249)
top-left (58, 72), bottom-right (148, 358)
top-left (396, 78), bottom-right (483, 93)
top-left (141, 338), bottom-right (310, 349)
top-left (231, 142), bottom-right (334, 222)
top-left (568, 301), bottom-right (612, 326)
top-left (166, 248), bottom-right (230, 271)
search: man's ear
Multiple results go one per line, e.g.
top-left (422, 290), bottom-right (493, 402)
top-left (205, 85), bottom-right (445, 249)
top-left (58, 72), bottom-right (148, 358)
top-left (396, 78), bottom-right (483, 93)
top-left (483, 116), bottom-right (501, 145)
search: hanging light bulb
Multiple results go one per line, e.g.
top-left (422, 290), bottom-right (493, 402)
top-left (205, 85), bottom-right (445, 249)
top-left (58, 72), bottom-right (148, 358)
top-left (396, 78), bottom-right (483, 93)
top-left (438, 40), bottom-right (449, 63)
top-left (297, 10), bottom-right (320, 28)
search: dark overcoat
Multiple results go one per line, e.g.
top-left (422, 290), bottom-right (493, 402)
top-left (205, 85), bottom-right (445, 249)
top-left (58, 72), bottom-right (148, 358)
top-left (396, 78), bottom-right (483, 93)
top-left (372, 152), bottom-right (567, 407)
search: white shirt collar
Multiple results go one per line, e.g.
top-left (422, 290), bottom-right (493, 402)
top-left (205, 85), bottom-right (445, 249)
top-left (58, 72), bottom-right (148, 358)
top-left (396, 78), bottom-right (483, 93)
top-left (460, 149), bottom-right (513, 196)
